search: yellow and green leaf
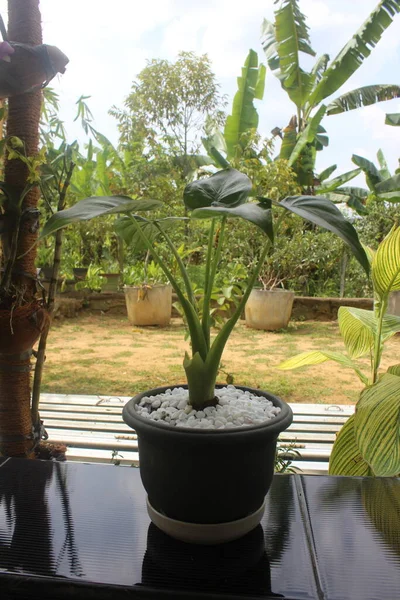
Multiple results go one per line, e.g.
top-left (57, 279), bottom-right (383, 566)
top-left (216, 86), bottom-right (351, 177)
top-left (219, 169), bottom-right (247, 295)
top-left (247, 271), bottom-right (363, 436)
top-left (372, 225), bottom-right (400, 298)
top-left (354, 373), bottom-right (400, 477)
top-left (329, 415), bottom-right (372, 476)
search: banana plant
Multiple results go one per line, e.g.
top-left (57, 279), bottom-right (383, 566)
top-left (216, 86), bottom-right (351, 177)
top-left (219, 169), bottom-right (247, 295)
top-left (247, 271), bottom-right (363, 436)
top-left (262, 0), bottom-right (400, 191)
top-left (279, 225), bottom-right (400, 477)
top-left (351, 151), bottom-right (400, 204)
top-left (41, 167), bottom-right (369, 411)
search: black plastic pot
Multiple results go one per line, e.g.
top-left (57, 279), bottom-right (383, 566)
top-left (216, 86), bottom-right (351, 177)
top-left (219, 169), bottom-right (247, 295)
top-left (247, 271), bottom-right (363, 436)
top-left (123, 385), bottom-right (293, 526)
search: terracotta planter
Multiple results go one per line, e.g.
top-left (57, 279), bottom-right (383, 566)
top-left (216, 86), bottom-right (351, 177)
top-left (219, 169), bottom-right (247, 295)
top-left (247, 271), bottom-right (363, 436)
top-left (245, 289), bottom-right (295, 331)
top-left (124, 284), bottom-right (172, 327)
top-left (123, 385), bottom-right (293, 544)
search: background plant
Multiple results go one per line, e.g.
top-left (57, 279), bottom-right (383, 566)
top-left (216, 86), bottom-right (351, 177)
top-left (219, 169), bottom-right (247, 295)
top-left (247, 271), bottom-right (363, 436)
top-left (280, 225), bottom-right (400, 476)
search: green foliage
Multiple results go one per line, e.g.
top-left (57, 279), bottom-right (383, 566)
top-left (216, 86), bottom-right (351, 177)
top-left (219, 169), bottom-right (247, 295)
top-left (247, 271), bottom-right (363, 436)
top-left (262, 0), bottom-right (400, 192)
top-left (43, 167), bottom-right (368, 411)
top-left (123, 260), bottom-right (167, 286)
top-left (279, 225), bottom-right (400, 477)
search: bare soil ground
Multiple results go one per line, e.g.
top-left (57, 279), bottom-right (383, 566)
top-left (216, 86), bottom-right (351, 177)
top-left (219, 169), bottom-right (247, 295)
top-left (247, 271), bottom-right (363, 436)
top-left (42, 313), bottom-right (400, 405)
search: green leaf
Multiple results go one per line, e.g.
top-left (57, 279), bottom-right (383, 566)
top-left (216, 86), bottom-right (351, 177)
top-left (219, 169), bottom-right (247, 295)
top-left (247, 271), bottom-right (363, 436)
top-left (274, 0), bottom-right (316, 107)
top-left (375, 173), bottom-right (400, 194)
top-left (315, 168), bottom-right (361, 194)
top-left (338, 307), bottom-right (375, 359)
top-left (224, 50), bottom-right (265, 159)
top-left (376, 191), bottom-right (400, 203)
top-left (279, 349), bottom-right (368, 383)
top-left (372, 225), bottom-right (400, 296)
top-left (339, 306), bottom-right (400, 344)
top-left (184, 168), bottom-right (252, 210)
top-left (352, 154), bottom-right (383, 189)
top-left (309, 54), bottom-right (330, 92)
top-left (288, 105), bottom-right (327, 167)
top-left (385, 112), bottom-right (400, 126)
top-left (279, 195), bottom-right (370, 274)
top-left (114, 216), bottom-right (176, 253)
top-left (310, 0), bottom-right (400, 105)
top-left (387, 364), bottom-right (400, 376)
top-left (191, 203), bottom-right (273, 242)
top-left (329, 415), bottom-right (373, 476)
top-left (355, 373), bottom-right (400, 476)
top-left (377, 148), bottom-right (391, 179)
top-left (326, 84), bottom-right (400, 115)
top-left (41, 196), bottom-right (162, 238)
top-left (318, 164), bottom-right (337, 182)
top-left (260, 19), bottom-right (281, 73)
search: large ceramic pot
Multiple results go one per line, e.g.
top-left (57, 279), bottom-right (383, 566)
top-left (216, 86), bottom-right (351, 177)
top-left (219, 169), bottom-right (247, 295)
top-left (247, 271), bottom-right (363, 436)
top-left (122, 385), bottom-right (293, 544)
top-left (124, 284), bottom-right (172, 327)
top-left (245, 288), bottom-right (295, 331)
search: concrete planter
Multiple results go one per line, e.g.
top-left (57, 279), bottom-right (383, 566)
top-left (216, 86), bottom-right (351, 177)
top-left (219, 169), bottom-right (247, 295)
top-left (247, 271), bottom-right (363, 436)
top-left (388, 291), bottom-right (400, 317)
top-left (124, 284), bottom-right (172, 327)
top-left (245, 289), bottom-right (295, 331)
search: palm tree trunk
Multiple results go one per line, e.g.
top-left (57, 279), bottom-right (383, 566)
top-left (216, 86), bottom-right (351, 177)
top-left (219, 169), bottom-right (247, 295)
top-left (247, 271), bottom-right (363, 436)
top-left (0, 0), bottom-right (46, 457)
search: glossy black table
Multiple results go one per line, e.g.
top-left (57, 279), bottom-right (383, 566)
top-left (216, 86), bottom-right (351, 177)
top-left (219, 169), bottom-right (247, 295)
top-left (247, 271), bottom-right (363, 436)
top-left (0, 458), bottom-right (399, 600)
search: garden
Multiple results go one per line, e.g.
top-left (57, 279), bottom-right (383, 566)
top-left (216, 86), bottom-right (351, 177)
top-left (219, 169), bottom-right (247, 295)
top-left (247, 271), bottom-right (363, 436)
top-left (0, 0), bottom-right (400, 596)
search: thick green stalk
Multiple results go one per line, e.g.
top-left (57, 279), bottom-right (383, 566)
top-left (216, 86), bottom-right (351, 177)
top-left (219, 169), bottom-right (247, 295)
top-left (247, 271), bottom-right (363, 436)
top-left (202, 218), bottom-right (216, 343)
top-left (157, 224), bottom-right (196, 307)
top-left (128, 216), bottom-right (208, 360)
top-left (204, 238), bottom-right (272, 390)
top-left (202, 217), bottom-right (226, 349)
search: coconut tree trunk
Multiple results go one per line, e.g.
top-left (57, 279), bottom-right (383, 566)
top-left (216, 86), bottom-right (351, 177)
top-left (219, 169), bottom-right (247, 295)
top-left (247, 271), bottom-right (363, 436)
top-left (0, 0), bottom-right (47, 457)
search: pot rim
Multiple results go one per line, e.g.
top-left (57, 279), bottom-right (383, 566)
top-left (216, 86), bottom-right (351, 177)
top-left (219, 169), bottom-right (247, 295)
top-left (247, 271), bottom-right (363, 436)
top-left (123, 384), bottom-right (293, 442)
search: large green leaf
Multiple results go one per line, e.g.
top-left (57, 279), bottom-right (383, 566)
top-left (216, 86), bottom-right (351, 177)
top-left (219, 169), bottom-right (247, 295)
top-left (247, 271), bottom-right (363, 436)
top-left (355, 373), bottom-right (400, 476)
top-left (377, 148), bottom-right (391, 179)
top-left (316, 168), bottom-right (361, 194)
top-left (260, 19), bottom-right (281, 73)
top-left (273, 0), bottom-right (316, 107)
top-left (375, 173), bottom-right (400, 194)
top-left (309, 54), bottom-right (330, 94)
top-left (372, 225), bottom-right (400, 296)
top-left (224, 50), bottom-right (265, 159)
top-left (279, 195), bottom-right (370, 274)
top-left (318, 164), bottom-right (337, 182)
top-left (339, 306), bottom-right (400, 347)
top-left (279, 349), bottom-right (368, 383)
top-left (191, 203), bottom-right (273, 241)
top-left (183, 169), bottom-right (252, 210)
top-left (288, 105), bottom-right (326, 167)
top-left (388, 364), bottom-right (400, 376)
top-left (309, 0), bottom-right (400, 105)
top-left (326, 84), bottom-right (400, 115)
top-left (338, 307), bottom-right (375, 359)
top-left (329, 415), bottom-right (373, 476)
top-left (385, 112), bottom-right (400, 126)
top-left (114, 216), bottom-right (178, 254)
top-left (352, 154), bottom-right (383, 189)
top-left (376, 191), bottom-right (400, 202)
top-left (41, 196), bottom-right (162, 238)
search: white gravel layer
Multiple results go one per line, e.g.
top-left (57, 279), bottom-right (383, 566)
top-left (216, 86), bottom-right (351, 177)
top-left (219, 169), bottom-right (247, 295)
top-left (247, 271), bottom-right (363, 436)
top-left (135, 385), bottom-right (281, 429)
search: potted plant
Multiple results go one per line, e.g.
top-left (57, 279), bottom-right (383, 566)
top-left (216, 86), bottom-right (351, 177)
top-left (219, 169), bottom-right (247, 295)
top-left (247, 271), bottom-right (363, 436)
top-left (42, 167), bottom-right (369, 543)
top-left (279, 225), bottom-right (400, 477)
top-left (123, 253), bottom-right (172, 327)
top-left (245, 271), bottom-right (294, 331)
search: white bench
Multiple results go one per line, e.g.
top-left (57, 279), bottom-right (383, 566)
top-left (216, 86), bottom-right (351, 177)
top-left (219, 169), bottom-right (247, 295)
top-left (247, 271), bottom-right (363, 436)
top-left (40, 393), bottom-right (355, 474)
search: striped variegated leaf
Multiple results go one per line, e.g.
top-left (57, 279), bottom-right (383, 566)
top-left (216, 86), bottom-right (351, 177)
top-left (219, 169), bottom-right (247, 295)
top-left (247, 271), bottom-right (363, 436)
top-left (354, 373), bottom-right (400, 477)
top-left (388, 364), bottom-right (400, 376)
top-left (372, 225), bottom-right (400, 298)
top-left (338, 307), bottom-right (374, 359)
top-left (278, 350), bottom-right (368, 384)
top-left (329, 415), bottom-right (372, 476)
top-left (339, 306), bottom-right (400, 350)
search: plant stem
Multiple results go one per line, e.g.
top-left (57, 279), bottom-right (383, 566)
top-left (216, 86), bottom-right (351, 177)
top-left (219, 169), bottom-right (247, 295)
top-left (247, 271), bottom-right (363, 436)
top-left (202, 217), bottom-right (226, 349)
top-left (372, 296), bottom-right (387, 384)
top-left (31, 161), bottom-right (75, 426)
top-left (128, 215), bottom-right (208, 360)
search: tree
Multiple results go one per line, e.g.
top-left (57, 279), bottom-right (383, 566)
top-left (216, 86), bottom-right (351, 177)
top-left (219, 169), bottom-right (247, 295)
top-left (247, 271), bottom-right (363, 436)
top-left (0, 0), bottom-right (44, 458)
top-left (262, 0), bottom-right (400, 193)
top-left (111, 51), bottom-right (226, 182)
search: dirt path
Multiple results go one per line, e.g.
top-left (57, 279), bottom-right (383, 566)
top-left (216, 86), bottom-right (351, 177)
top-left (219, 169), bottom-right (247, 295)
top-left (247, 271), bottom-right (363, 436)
top-left (42, 313), bottom-right (400, 405)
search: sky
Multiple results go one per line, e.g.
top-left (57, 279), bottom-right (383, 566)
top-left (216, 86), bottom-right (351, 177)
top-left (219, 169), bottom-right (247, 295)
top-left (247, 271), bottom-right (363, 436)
top-left (1, 0), bottom-right (400, 180)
